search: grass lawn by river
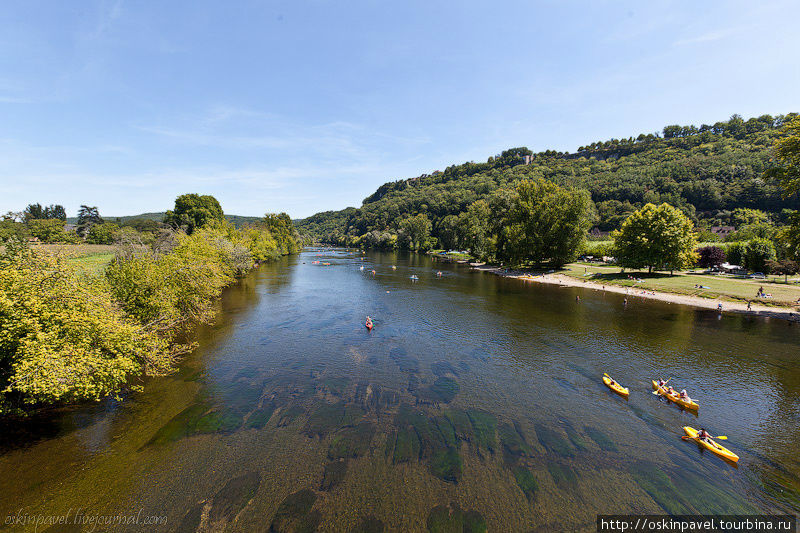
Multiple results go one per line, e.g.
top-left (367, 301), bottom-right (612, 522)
top-left (29, 244), bottom-right (116, 276)
top-left (560, 263), bottom-right (800, 307)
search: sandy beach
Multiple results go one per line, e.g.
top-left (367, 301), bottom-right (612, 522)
top-left (471, 265), bottom-right (800, 323)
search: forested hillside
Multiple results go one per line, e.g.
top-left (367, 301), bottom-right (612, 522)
top-left (297, 113), bottom-right (799, 249)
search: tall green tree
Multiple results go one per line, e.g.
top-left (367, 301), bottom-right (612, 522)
top-left (767, 116), bottom-right (800, 259)
top-left (77, 205), bottom-right (104, 237)
top-left (612, 203), bottom-right (698, 273)
top-left (164, 194), bottom-right (224, 234)
top-left (502, 179), bottom-right (593, 266)
top-left (399, 213), bottom-right (432, 251)
top-left (768, 116), bottom-right (800, 193)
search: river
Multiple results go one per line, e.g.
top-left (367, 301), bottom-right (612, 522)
top-left (1, 248), bottom-right (799, 532)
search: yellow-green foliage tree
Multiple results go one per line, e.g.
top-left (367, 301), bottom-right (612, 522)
top-left (0, 243), bottom-right (173, 413)
top-left (768, 116), bottom-right (800, 259)
top-left (612, 203), bottom-right (698, 273)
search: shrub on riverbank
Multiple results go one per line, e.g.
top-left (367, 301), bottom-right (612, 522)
top-left (0, 214), bottom-right (300, 414)
top-left (0, 243), bottom-right (174, 414)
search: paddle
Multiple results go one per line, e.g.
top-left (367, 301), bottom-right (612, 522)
top-left (652, 378), bottom-right (672, 395)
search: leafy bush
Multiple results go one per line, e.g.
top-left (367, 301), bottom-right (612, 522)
top-left (0, 243), bottom-right (172, 413)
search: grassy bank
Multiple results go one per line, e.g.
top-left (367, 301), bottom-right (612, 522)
top-left (560, 263), bottom-right (800, 307)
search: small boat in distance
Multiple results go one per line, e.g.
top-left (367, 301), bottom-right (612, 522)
top-left (410, 275), bottom-right (419, 281)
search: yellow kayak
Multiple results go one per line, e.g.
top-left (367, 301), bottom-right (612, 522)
top-left (652, 381), bottom-right (699, 410)
top-left (683, 426), bottom-right (739, 463)
top-left (603, 376), bottom-right (629, 397)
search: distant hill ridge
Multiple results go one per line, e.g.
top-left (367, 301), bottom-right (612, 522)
top-left (296, 112), bottom-right (799, 246)
top-left (66, 213), bottom-right (261, 227)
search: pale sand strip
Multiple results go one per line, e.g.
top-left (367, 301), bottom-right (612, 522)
top-left (471, 266), bottom-right (800, 323)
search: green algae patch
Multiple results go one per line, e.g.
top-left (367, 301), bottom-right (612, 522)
top-left (392, 426), bottom-right (421, 464)
top-left (498, 422), bottom-right (531, 461)
top-left (431, 361), bottom-right (458, 377)
top-left (320, 460), bottom-right (348, 491)
top-left (426, 503), bottom-right (487, 533)
top-left (415, 377), bottom-right (460, 404)
top-left (513, 467), bottom-right (538, 501)
top-left (328, 422), bottom-right (376, 460)
top-left (585, 426), bottom-right (618, 452)
top-left (320, 376), bottom-right (349, 396)
top-left (547, 463), bottom-right (578, 489)
top-left (147, 402), bottom-right (242, 445)
top-left (430, 447), bottom-right (462, 483)
top-left (276, 404), bottom-right (305, 427)
top-left (246, 402), bottom-right (276, 429)
top-left (445, 410), bottom-right (474, 442)
top-left (209, 471), bottom-right (261, 522)
top-left (467, 410), bottom-right (497, 452)
top-left (563, 423), bottom-right (588, 452)
top-left (269, 488), bottom-right (321, 532)
top-left (304, 401), bottom-right (348, 437)
top-left (535, 424), bottom-right (574, 457)
top-left (147, 403), bottom-right (211, 445)
top-left (351, 515), bottom-right (385, 532)
top-left (435, 416), bottom-right (458, 448)
top-left (193, 410), bottom-right (242, 434)
top-left (631, 465), bottom-right (689, 514)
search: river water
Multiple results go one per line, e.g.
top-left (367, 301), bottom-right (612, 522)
top-left (1, 248), bottom-right (799, 532)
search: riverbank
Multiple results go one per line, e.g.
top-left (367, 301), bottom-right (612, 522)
top-left (472, 265), bottom-right (800, 322)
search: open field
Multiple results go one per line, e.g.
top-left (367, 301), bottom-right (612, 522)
top-left (28, 244), bottom-right (116, 276)
top-left (561, 263), bottom-right (800, 307)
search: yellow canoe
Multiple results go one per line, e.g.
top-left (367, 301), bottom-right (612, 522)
top-left (683, 426), bottom-right (739, 463)
top-left (652, 381), bottom-right (699, 410)
top-left (603, 376), bottom-right (629, 397)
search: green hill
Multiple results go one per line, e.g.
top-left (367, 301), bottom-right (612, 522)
top-left (297, 113), bottom-right (799, 247)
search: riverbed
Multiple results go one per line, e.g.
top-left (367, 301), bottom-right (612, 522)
top-left (1, 248), bottom-right (799, 531)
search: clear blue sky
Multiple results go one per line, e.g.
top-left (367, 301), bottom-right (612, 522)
top-left (1, 1), bottom-right (798, 219)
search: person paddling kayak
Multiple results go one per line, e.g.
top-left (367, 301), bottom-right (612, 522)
top-left (365, 316), bottom-right (373, 330)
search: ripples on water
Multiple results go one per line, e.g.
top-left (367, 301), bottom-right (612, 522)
top-left (1, 248), bottom-right (799, 531)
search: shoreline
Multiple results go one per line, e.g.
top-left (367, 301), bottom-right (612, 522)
top-left (471, 265), bottom-right (800, 323)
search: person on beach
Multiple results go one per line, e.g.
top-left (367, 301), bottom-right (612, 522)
top-left (747, 301), bottom-right (752, 311)
top-left (717, 303), bottom-right (723, 312)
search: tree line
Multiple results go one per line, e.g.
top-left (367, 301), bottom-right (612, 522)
top-left (0, 194), bottom-right (300, 415)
